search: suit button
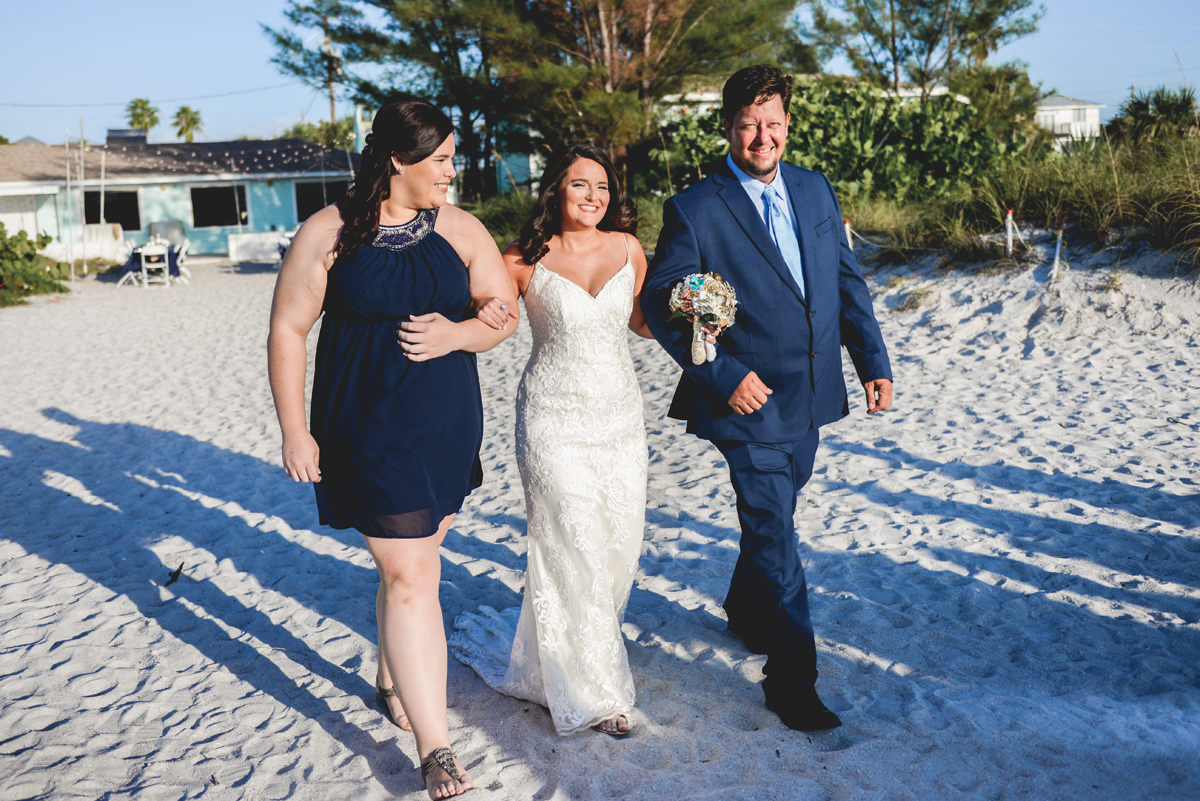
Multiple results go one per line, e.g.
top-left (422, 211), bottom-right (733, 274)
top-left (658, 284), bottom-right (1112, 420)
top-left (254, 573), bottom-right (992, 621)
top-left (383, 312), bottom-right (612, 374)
top-left (810, 350), bottom-right (818, 358)
top-left (808, 310), bottom-right (815, 318)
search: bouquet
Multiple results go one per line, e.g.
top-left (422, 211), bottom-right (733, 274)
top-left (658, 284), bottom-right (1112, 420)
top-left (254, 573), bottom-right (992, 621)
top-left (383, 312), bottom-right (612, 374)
top-left (668, 273), bottom-right (738, 365)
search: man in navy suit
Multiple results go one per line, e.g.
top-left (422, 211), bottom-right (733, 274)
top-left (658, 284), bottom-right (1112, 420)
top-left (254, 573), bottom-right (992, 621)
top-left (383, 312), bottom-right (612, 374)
top-left (642, 64), bottom-right (893, 731)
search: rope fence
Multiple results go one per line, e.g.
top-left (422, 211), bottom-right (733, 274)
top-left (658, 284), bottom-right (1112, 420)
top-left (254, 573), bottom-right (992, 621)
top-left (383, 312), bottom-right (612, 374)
top-left (841, 211), bottom-right (1071, 286)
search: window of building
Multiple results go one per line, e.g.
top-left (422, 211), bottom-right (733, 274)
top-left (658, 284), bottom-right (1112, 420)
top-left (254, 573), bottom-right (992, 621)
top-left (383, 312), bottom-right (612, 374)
top-left (190, 185), bottom-right (248, 228)
top-left (84, 190), bottom-right (141, 231)
top-left (1037, 114), bottom-right (1056, 129)
top-left (295, 180), bottom-right (349, 223)
top-left (1072, 109), bottom-right (1087, 122)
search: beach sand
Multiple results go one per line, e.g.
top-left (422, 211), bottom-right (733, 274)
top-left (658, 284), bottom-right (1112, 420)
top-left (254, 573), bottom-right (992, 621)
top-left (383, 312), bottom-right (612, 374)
top-left (1, 244), bottom-right (1197, 799)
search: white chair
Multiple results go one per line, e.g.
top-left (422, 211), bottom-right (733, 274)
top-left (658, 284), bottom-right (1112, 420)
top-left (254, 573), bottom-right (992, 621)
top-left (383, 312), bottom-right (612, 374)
top-left (140, 244), bottom-right (170, 288)
top-left (175, 239), bottom-right (192, 284)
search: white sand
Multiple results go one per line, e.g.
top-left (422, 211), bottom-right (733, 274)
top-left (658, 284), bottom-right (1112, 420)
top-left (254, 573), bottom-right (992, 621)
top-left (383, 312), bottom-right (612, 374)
top-left (1, 243), bottom-right (1197, 800)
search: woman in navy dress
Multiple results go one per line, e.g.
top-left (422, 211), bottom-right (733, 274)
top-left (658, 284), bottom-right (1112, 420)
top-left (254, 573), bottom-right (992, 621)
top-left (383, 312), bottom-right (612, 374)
top-left (268, 97), bottom-right (517, 800)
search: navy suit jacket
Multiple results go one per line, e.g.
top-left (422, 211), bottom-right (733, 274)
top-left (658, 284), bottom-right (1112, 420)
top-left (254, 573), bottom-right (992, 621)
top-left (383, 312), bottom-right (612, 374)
top-left (642, 161), bottom-right (892, 443)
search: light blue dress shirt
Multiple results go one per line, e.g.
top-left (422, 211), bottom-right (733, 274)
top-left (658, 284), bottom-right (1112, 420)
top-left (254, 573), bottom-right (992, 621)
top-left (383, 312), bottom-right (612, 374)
top-left (726, 154), bottom-right (805, 298)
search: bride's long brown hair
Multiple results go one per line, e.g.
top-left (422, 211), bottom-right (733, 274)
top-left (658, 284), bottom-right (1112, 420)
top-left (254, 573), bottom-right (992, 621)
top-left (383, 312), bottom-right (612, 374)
top-left (517, 144), bottom-right (638, 266)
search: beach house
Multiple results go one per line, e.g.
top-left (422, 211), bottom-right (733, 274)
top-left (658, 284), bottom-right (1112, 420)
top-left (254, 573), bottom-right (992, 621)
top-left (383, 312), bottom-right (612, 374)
top-left (1035, 94), bottom-right (1106, 150)
top-left (0, 137), bottom-right (358, 258)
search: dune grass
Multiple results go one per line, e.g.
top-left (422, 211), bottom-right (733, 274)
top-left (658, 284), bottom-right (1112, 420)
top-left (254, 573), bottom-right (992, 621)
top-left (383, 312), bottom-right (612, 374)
top-left (842, 136), bottom-right (1200, 270)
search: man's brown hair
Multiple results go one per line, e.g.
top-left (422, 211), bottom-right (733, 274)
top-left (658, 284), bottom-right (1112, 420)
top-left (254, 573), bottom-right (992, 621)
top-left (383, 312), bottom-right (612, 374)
top-left (722, 64), bottom-right (794, 122)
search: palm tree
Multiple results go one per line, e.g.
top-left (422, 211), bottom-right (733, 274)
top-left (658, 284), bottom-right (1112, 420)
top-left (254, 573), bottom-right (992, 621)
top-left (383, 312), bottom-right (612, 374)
top-left (126, 98), bottom-right (160, 138)
top-left (1107, 85), bottom-right (1199, 144)
top-left (173, 106), bottom-right (203, 143)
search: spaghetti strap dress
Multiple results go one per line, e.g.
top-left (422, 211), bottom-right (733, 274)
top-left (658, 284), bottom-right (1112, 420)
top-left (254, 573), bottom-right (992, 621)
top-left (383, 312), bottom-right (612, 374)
top-left (309, 207), bottom-right (484, 538)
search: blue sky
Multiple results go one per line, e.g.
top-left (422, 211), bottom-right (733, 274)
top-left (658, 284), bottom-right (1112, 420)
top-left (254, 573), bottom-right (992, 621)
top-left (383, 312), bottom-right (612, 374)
top-left (2, 0), bottom-right (1197, 145)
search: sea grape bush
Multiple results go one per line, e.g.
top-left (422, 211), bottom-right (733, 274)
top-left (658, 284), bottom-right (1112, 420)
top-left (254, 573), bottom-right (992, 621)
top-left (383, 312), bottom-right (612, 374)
top-left (785, 79), bottom-right (1013, 200)
top-left (651, 78), bottom-right (1021, 202)
top-left (0, 224), bottom-right (69, 307)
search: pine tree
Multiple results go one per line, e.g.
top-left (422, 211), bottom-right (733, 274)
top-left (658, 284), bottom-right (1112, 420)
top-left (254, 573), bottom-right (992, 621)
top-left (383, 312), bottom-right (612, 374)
top-left (263, 1), bottom-right (363, 127)
top-left (501, 0), bottom-right (804, 155)
top-left (339, 0), bottom-right (524, 200)
top-left (808, 0), bottom-right (1042, 96)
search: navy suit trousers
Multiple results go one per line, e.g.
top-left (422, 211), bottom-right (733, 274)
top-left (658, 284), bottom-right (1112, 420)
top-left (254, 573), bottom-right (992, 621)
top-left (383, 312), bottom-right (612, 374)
top-left (714, 430), bottom-right (821, 688)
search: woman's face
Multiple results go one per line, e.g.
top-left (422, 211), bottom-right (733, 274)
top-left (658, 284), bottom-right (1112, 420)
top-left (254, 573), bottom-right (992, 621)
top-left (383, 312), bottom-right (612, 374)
top-left (392, 133), bottom-right (456, 208)
top-left (557, 158), bottom-right (610, 232)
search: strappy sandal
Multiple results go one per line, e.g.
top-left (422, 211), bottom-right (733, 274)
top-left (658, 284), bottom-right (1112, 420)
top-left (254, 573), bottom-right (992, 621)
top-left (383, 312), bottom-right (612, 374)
top-left (421, 747), bottom-right (467, 796)
top-left (375, 683), bottom-right (411, 731)
top-left (592, 714), bottom-right (631, 737)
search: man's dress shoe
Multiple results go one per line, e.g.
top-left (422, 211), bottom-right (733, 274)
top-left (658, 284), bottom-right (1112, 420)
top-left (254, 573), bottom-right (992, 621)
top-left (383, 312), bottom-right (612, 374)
top-left (764, 684), bottom-right (843, 732)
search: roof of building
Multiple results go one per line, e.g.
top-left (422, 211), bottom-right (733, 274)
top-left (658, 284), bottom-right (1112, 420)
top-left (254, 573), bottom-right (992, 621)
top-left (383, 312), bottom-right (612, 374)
top-left (1037, 94), bottom-right (1106, 109)
top-left (0, 139), bottom-right (358, 184)
top-left (13, 136), bottom-right (46, 146)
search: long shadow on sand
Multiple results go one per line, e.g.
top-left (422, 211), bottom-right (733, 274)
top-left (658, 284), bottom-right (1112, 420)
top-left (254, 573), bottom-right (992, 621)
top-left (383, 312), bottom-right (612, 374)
top-left (0, 409), bottom-right (520, 796)
top-left (636, 502), bottom-right (1199, 701)
top-left (821, 437), bottom-right (1200, 597)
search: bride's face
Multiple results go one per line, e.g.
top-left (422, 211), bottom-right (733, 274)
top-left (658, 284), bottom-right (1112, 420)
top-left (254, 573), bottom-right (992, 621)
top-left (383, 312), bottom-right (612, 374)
top-left (557, 158), bottom-right (609, 232)
top-left (391, 133), bottom-right (456, 208)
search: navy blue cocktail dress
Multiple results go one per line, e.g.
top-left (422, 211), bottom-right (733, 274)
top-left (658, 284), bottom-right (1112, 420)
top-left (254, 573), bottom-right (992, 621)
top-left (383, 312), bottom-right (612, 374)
top-left (310, 207), bottom-right (483, 538)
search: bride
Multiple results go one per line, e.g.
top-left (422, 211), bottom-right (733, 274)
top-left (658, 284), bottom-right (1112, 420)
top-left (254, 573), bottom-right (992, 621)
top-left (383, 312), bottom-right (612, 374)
top-left (449, 144), bottom-right (652, 736)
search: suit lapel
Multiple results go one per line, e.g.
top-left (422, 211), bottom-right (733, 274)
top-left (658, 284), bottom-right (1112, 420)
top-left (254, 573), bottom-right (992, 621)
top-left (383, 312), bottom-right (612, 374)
top-left (714, 166), bottom-right (806, 303)
top-left (783, 164), bottom-right (817, 303)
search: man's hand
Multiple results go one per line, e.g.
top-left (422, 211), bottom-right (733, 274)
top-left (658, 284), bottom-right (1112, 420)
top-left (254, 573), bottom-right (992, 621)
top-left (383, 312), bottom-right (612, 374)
top-left (864, 378), bottom-right (893, 414)
top-left (728, 371), bottom-right (773, 415)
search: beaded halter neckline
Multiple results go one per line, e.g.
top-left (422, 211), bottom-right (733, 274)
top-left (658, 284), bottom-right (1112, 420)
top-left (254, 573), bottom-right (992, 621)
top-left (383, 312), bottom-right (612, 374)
top-left (372, 207), bottom-right (439, 252)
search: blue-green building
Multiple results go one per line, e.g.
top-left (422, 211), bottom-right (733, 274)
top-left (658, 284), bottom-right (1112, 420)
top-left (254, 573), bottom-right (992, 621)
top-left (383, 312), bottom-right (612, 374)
top-left (0, 139), bottom-right (358, 256)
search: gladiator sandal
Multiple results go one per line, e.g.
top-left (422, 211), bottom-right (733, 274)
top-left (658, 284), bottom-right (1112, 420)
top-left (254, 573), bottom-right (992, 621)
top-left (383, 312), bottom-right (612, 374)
top-left (375, 683), bottom-right (414, 731)
top-left (420, 746), bottom-right (463, 784)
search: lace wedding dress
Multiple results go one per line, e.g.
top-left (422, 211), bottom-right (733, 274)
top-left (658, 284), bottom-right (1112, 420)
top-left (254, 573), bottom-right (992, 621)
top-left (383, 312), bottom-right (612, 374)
top-left (449, 251), bottom-right (647, 736)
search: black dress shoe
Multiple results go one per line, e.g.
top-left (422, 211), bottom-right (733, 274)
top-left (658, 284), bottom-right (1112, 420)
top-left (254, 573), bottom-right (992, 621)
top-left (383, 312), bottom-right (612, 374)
top-left (764, 685), bottom-right (843, 732)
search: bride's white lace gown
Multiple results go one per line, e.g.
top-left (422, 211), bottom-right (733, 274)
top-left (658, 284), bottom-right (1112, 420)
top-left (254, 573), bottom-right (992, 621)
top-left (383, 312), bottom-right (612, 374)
top-left (449, 252), bottom-right (647, 736)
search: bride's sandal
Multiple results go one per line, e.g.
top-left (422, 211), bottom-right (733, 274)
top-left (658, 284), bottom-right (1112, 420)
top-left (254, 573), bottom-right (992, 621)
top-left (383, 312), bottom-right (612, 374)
top-left (592, 714), bottom-right (631, 737)
top-left (420, 747), bottom-right (472, 799)
top-left (375, 683), bottom-right (412, 732)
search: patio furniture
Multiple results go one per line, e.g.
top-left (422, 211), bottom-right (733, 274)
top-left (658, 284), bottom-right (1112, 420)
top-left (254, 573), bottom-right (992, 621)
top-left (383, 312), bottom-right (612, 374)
top-left (140, 244), bottom-right (171, 287)
top-left (175, 239), bottom-right (192, 283)
top-left (148, 221), bottom-right (186, 248)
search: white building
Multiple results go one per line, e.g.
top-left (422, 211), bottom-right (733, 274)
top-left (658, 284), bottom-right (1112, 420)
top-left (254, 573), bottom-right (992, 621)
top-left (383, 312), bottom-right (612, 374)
top-left (1035, 94), bottom-right (1106, 150)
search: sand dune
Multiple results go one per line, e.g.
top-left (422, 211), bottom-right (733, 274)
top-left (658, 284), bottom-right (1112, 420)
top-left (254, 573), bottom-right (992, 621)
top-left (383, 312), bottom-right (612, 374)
top-left (1, 245), bottom-right (1197, 799)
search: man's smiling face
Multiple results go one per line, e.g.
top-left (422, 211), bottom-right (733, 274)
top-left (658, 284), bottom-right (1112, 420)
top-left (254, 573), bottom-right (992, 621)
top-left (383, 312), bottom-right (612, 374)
top-left (723, 93), bottom-right (790, 182)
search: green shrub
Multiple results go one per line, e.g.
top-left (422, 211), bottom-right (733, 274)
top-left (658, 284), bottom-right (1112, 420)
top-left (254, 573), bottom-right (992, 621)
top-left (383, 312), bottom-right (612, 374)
top-left (786, 78), bottom-right (1021, 201)
top-left (0, 225), bottom-right (70, 307)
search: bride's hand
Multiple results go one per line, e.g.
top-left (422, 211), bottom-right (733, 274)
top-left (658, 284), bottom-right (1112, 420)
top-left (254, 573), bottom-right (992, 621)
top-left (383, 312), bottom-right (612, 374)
top-left (703, 323), bottom-right (719, 344)
top-left (472, 297), bottom-right (518, 330)
top-left (398, 312), bottom-right (464, 361)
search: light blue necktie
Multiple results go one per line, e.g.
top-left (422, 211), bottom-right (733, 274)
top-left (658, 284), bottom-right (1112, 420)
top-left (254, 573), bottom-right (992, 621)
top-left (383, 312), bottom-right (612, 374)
top-left (762, 185), bottom-right (805, 300)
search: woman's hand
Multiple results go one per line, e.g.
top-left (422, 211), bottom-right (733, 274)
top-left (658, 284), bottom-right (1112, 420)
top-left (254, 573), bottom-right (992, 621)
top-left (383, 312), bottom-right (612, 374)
top-left (282, 431), bottom-right (321, 482)
top-left (472, 297), bottom-right (519, 330)
top-left (703, 322), bottom-right (720, 344)
top-left (398, 312), bottom-right (465, 361)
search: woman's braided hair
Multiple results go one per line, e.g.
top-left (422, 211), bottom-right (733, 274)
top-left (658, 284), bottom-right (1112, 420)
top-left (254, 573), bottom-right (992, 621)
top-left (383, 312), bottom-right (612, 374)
top-left (336, 96), bottom-right (455, 259)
